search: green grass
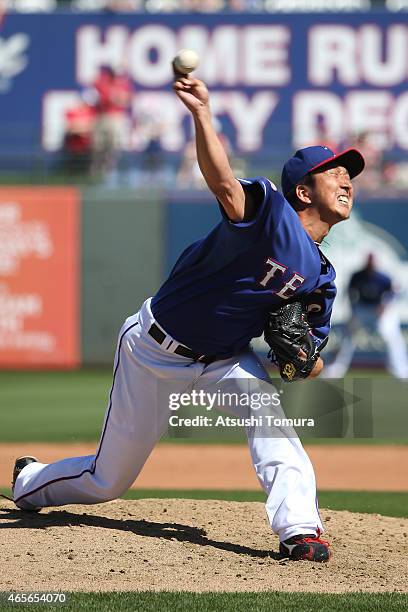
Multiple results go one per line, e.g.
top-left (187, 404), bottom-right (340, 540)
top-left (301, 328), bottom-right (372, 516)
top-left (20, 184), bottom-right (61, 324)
top-left (2, 488), bottom-right (407, 518)
top-left (0, 369), bottom-right (407, 444)
top-left (0, 370), bottom-right (110, 442)
top-left (120, 489), bottom-right (408, 518)
top-left (0, 591), bottom-right (406, 611)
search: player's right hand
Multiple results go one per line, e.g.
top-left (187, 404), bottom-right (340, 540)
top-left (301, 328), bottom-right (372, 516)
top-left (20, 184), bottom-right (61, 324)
top-left (173, 77), bottom-right (209, 114)
top-left (308, 356), bottom-right (324, 378)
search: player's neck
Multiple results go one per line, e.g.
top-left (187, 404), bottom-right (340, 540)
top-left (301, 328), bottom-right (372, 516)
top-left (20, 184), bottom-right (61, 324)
top-left (297, 210), bottom-right (330, 244)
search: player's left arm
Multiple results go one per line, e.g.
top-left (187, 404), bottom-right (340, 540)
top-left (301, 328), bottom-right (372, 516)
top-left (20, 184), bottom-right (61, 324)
top-left (173, 77), bottom-right (256, 222)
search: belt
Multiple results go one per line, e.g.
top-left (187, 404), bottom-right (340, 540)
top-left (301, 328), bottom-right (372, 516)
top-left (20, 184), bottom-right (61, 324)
top-left (148, 323), bottom-right (216, 365)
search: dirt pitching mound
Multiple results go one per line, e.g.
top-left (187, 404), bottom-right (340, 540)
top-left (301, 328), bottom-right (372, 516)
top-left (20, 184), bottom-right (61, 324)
top-left (1, 499), bottom-right (407, 593)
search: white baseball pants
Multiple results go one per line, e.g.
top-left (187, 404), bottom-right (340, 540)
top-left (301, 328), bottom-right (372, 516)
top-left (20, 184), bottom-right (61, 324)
top-left (14, 298), bottom-right (323, 542)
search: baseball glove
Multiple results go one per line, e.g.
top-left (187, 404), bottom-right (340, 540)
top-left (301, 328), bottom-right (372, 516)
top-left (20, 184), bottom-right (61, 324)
top-left (264, 301), bottom-right (325, 382)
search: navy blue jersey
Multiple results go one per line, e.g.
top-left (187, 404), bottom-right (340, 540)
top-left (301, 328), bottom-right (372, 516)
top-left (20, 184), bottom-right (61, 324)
top-left (349, 269), bottom-right (393, 307)
top-left (151, 178), bottom-right (336, 358)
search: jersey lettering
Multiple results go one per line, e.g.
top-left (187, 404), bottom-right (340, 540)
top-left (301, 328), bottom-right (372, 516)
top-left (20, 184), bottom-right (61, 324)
top-left (259, 258), bottom-right (287, 287)
top-left (276, 273), bottom-right (306, 299)
top-left (307, 303), bottom-right (322, 313)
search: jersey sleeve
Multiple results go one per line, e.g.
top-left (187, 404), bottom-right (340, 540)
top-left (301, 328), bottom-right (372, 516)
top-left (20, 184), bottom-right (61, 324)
top-left (303, 249), bottom-right (337, 348)
top-left (218, 177), bottom-right (285, 240)
top-left (304, 281), bottom-right (337, 347)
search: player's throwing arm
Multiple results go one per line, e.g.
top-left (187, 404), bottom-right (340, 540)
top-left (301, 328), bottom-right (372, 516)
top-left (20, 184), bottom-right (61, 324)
top-left (172, 50), bottom-right (246, 223)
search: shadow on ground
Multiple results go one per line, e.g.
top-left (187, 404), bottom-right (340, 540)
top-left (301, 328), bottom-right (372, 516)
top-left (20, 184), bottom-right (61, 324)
top-left (0, 506), bottom-right (281, 560)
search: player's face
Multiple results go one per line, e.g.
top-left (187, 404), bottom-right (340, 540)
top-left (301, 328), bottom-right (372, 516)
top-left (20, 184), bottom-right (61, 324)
top-left (311, 165), bottom-right (353, 224)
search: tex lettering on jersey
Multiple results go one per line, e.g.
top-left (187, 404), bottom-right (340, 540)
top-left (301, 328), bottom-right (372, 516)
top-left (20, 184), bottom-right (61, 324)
top-left (259, 257), bottom-right (306, 299)
top-left (151, 177), bottom-right (337, 357)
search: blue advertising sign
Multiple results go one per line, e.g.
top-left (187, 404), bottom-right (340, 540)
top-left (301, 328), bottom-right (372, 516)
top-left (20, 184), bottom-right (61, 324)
top-left (1, 12), bottom-right (407, 162)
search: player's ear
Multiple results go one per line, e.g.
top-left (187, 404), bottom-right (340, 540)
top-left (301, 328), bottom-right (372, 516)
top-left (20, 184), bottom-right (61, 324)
top-left (295, 183), bottom-right (312, 206)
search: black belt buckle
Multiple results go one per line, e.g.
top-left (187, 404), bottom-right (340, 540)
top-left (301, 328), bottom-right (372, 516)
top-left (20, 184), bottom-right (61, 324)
top-left (149, 323), bottom-right (216, 364)
top-left (148, 323), bottom-right (166, 345)
top-left (195, 354), bottom-right (216, 365)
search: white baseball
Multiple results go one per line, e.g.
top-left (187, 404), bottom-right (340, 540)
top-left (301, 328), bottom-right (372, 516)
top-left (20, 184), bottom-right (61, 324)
top-left (173, 49), bottom-right (199, 74)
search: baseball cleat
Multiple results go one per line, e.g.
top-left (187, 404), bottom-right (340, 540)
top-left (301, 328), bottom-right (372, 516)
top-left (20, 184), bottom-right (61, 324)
top-left (12, 455), bottom-right (38, 490)
top-left (279, 533), bottom-right (331, 562)
top-left (12, 456), bottom-right (42, 512)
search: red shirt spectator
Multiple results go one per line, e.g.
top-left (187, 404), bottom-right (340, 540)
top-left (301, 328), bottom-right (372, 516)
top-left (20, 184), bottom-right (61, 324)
top-left (64, 102), bottom-right (96, 155)
top-left (94, 67), bottom-right (132, 116)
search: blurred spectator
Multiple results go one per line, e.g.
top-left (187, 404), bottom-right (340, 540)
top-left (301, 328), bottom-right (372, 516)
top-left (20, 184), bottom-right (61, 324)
top-left (312, 116), bottom-right (338, 153)
top-left (324, 254), bottom-right (408, 379)
top-left (104, 0), bottom-right (142, 8)
top-left (0, 0), bottom-right (6, 24)
top-left (176, 139), bottom-right (205, 189)
top-left (5, 0), bottom-right (56, 10)
top-left (90, 65), bottom-right (133, 179)
top-left (143, 0), bottom-right (179, 11)
top-left (63, 95), bottom-right (96, 175)
top-left (383, 160), bottom-right (408, 192)
top-left (177, 119), bottom-right (232, 189)
top-left (182, 0), bottom-right (225, 10)
top-left (71, 0), bottom-right (104, 9)
top-left (144, 0), bottom-right (225, 9)
top-left (139, 123), bottom-right (168, 184)
top-left (227, 0), bottom-right (264, 9)
top-left (3, 0), bottom-right (381, 10)
top-left (347, 131), bottom-right (383, 192)
top-left (72, 0), bottom-right (142, 11)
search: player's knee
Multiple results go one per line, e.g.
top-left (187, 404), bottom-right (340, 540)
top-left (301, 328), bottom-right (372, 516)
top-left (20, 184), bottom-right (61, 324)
top-left (96, 483), bottom-right (128, 503)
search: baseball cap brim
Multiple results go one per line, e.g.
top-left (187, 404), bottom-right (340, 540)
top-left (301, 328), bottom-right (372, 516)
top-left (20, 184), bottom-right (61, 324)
top-left (308, 148), bottom-right (365, 179)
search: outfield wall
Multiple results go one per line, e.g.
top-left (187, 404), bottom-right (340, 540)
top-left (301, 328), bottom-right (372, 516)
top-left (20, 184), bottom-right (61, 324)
top-left (0, 186), bottom-right (407, 366)
top-left (0, 186), bottom-right (163, 367)
top-left (80, 188), bottom-right (163, 363)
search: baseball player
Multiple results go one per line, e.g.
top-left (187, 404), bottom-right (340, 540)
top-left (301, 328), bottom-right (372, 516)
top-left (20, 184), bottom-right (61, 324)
top-left (325, 253), bottom-right (408, 378)
top-left (11, 76), bottom-right (365, 562)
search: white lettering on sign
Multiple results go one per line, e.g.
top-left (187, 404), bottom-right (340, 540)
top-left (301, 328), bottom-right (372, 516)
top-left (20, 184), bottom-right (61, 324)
top-left (42, 22), bottom-right (408, 155)
top-left (42, 90), bottom-right (279, 153)
top-left (293, 91), bottom-right (344, 146)
top-left (309, 24), bottom-right (408, 87)
top-left (0, 33), bottom-right (30, 94)
top-left (218, 92), bottom-right (279, 151)
top-left (0, 284), bottom-right (41, 331)
top-left (0, 285), bottom-right (55, 353)
top-left (360, 25), bottom-right (408, 87)
top-left (128, 26), bottom-right (177, 86)
top-left (345, 91), bottom-right (393, 148)
top-left (76, 25), bottom-right (129, 84)
top-left (178, 25), bottom-right (239, 85)
top-left (0, 202), bottom-right (53, 275)
top-left (308, 25), bottom-right (359, 86)
top-left (42, 91), bottom-right (80, 151)
top-left (292, 90), bottom-right (408, 151)
top-left (243, 26), bottom-right (291, 86)
top-left (76, 24), bottom-right (291, 87)
top-left (394, 93), bottom-right (408, 150)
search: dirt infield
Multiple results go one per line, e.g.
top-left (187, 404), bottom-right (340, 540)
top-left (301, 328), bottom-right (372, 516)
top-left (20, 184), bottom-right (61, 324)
top-left (0, 498), bottom-right (407, 593)
top-left (0, 443), bottom-right (407, 491)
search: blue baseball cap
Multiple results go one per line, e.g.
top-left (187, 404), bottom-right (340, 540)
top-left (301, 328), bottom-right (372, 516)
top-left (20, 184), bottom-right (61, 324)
top-left (281, 146), bottom-right (365, 197)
